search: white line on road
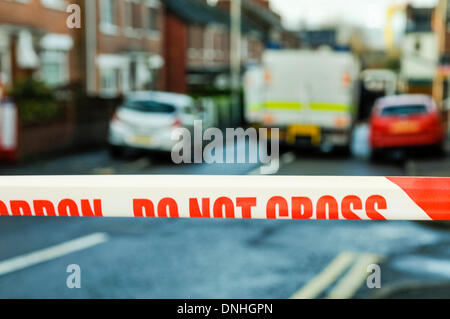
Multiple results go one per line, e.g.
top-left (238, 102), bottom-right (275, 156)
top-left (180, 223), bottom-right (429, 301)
top-left (326, 253), bottom-right (384, 299)
top-left (0, 232), bottom-right (109, 277)
top-left (290, 251), bottom-right (357, 299)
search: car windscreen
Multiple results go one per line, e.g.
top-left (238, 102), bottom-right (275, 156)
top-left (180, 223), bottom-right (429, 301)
top-left (123, 100), bottom-right (176, 113)
top-left (380, 105), bottom-right (428, 117)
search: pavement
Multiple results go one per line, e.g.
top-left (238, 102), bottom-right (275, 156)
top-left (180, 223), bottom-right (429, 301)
top-left (0, 124), bottom-right (450, 299)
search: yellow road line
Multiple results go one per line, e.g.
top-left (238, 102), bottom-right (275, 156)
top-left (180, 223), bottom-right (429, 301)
top-left (290, 251), bottom-right (356, 299)
top-left (326, 253), bottom-right (384, 299)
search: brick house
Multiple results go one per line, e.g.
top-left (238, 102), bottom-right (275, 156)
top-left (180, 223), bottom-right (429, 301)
top-left (0, 0), bottom-right (167, 159)
top-left (75, 0), bottom-right (165, 97)
top-left (217, 0), bottom-right (299, 49)
top-left (400, 6), bottom-right (438, 96)
top-left (163, 0), bottom-right (267, 93)
top-left (0, 0), bottom-right (80, 160)
top-left (0, 0), bottom-right (297, 98)
top-left (0, 0), bottom-right (75, 90)
top-left (0, 0), bottom-right (166, 98)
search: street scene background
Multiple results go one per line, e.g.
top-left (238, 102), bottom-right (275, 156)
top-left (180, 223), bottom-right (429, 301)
top-left (0, 0), bottom-right (450, 299)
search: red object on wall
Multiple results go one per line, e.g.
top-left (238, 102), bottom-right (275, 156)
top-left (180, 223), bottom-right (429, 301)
top-left (0, 98), bottom-right (18, 162)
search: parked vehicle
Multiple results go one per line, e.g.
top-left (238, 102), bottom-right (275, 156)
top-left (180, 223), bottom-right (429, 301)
top-left (369, 94), bottom-right (445, 160)
top-left (244, 49), bottom-right (361, 153)
top-left (108, 91), bottom-right (205, 156)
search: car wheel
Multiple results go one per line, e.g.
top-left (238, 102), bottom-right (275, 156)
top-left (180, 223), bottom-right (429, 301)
top-left (370, 148), bottom-right (382, 162)
top-left (109, 145), bottom-right (124, 158)
top-left (432, 142), bottom-right (446, 158)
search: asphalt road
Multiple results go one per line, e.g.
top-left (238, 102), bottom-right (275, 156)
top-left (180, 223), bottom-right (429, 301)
top-left (1, 126), bottom-right (450, 299)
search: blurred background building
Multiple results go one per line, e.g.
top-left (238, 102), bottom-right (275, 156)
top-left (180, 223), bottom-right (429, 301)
top-left (0, 0), bottom-right (300, 160)
top-left (0, 0), bottom-right (75, 90)
top-left (2, 0), bottom-right (450, 161)
top-left (401, 5), bottom-right (438, 95)
top-left (0, 0), bottom-right (299, 98)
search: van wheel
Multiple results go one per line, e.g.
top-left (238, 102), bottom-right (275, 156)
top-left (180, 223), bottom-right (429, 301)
top-left (334, 144), bottom-right (352, 157)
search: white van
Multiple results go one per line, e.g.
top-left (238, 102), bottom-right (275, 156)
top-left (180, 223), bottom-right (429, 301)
top-left (245, 49), bottom-right (360, 152)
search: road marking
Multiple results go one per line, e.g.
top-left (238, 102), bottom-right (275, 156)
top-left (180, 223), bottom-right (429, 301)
top-left (290, 251), bottom-right (356, 299)
top-left (0, 232), bottom-right (109, 277)
top-left (326, 253), bottom-right (384, 299)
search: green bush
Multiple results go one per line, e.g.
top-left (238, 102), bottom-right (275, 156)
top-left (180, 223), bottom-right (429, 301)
top-left (9, 78), bottom-right (61, 126)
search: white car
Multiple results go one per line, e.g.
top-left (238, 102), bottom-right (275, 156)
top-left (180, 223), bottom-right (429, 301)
top-left (108, 91), bottom-right (203, 156)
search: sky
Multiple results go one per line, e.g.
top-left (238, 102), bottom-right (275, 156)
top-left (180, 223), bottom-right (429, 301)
top-left (270, 0), bottom-right (439, 30)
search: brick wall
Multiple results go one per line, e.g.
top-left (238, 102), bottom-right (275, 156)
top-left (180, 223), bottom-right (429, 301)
top-left (18, 98), bottom-right (76, 159)
top-left (164, 12), bottom-right (187, 93)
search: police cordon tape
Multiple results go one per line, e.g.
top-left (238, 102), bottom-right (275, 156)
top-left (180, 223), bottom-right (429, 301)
top-left (0, 175), bottom-right (448, 221)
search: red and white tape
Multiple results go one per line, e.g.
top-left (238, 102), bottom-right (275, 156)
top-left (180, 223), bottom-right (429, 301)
top-left (0, 175), bottom-right (448, 221)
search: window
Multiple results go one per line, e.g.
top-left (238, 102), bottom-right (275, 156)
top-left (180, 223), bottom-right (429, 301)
top-left (241, 37), bottom-right (248, 60)
top-left (100, 0), bottom-right (118, 34)
top-left (41, 0), bottom-right (66, 10)
top-left (100, 67), bottom-right (127, 97)
top-left (147, 6), bottom-right (158, 32)
top-left (189, 26), bottom-right (203, 50)
top-left (41, 51), bottom-right (69, 87)
top-left (381, 105), bottom-right (428, 117)
top-left (145, 0), bottom-right (161, 35)
top-left (97, 54), bottom-right (129, 96)
top-left (0, 52), bottom-right (11, 86)
top-left (124, 100), bottom-right (176, 113)
top-left (123, 1), bottom-right (132, 28)
top-left (131, 1), bottom-right (142, 29)
top-left (124, 0), bottom-right (142, 36)
top-left (100, 68), bottom-right (118, 97)
top-left (0, 32), bottom-right (10, 86)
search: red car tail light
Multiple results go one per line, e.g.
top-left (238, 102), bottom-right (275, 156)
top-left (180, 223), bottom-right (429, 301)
top-left (371, 117), bottom-right (388, 134)
top-left (172, 118), bottom-right (182, 127)
top-left (414, 112), bottom-right (441, 132)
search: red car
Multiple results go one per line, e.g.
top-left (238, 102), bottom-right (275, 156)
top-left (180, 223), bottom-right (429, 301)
top-left (369, 94), bottom-right (445, 159)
